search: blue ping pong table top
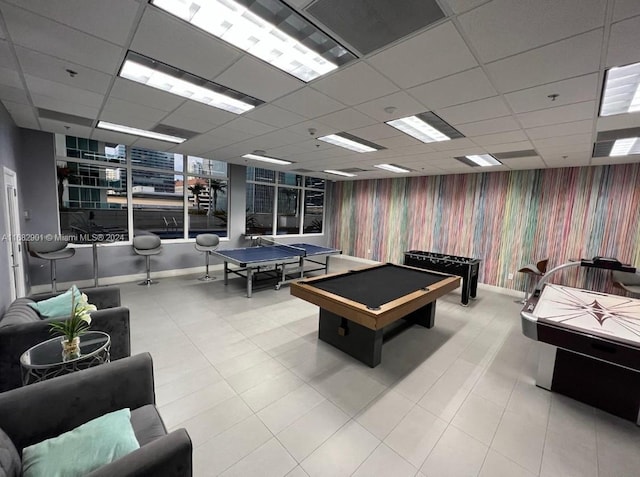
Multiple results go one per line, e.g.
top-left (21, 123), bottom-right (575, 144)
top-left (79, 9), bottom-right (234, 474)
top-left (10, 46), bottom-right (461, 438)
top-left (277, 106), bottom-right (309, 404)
top-left (215, 243), bottom-right (340, 266)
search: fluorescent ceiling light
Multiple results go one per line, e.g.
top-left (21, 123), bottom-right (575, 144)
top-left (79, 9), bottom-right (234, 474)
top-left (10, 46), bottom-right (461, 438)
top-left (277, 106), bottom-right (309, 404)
top-left (151, 0), bottom-right (349, 82)
top-left (387, 115), bottom-right (450, 143)
top-left (242, 153), bottom-right (292, 165)
top-left (374, 164), bottom-right (411, 173)
top-left (466, 154), bottom-right (501, 167)
top-left (610, 137), bottom-right (640, 156)
top-left (324, 169), bottom-right (356, 177)
top-left (318, 134), bottom-right (380, 153)
top-left (601, 62), bottom-right (640, 116)
top-left (120, 52), bottom-right (260, 114)
top-left (97, 121), bottom-right (186, 144)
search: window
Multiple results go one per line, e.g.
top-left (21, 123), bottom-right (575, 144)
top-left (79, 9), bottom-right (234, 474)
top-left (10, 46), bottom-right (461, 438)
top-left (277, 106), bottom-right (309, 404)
top-left (186, 156), bottom-right (228, 238)
top-left (56, 137), bottom-right (128, 243)
top-left (57, 137), bottom-right (230, 241)
top-left (246, 167), bottom-right (325, 235)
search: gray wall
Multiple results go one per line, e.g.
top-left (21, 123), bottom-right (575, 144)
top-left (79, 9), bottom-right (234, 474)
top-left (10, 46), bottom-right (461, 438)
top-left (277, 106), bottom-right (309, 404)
top-left (24, 140), bottom-right (329, 287)
top-left (0, 103), bottom-right (22, 313)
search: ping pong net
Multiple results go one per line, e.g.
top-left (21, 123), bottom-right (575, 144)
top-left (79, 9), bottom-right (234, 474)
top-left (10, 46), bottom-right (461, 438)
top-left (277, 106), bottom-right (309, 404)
top-left (257, 236), bottom-right (307, 257)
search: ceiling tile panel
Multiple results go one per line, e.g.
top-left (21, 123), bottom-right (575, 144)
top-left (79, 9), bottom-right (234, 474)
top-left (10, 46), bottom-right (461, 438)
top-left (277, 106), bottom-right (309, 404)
top-left (543, 155), bottom-right (590, 167)
top-left (591, 155), bottom-right (640, 166)
top-left (312, 62), bottom-right (399, 106)
top-left (471, 130), bottom-right (529, 146)
top-left (38, 118), bottom-right (92, 138)
top-left (90, 129), bottom-right (137, 145)
top-left (159, 113), bottom-right (215, 134)
top-left (4, 0), bottom-right (140, 46)
top-left (273, 87), bottom-right (345, 118)
top-left (501, 157), bottom-right (546, 170)
top-left (532, 133), bottom-right (593, 148)
top-left (597, 114), bottom-right (640, 132)
top-left (487, 141), bottom-right (535, 153)
top-left (130, 8), bottom-right (240, 80)
top-left (444, 0), bottom-right (492, 15)
top-left (24, 75), bottom-right (104, 108)
top-left (408, 68), bottom-right (497, 109)
top-left (316, 108), bottom-right (377, 132)
top-left (456, 116), bottom-right (521, 137)
top-left (516, 101), bottom-right (595, 128)
top-left (243, 105), bottom-right (306, 129)
top-left (429, 138), bottom-right (477, 151)
top-left (612, 0), bottom-right (640, 22)
top-left (109, 78), bottom-right (186, 112)
top-left (353, 91), bottom-right (428, 122)
top-left (15, 47), bottom-right (112, 94)
top-left (0, 66), bottom-right (21, 89)
top-left (606, 16), bottom-right (640, 67)
top-left (224, 117), bottom-right (277, 136)
top-left (486, 30), bottom-right (603, 93)
top-left (349, 124), bottom-right (403, 141)
top-left (169, 101), bottom-right (236, 127)
top-left (526, 120), bottom-right (593, 139)
top-left (214, 56), bottom-right (302, 102)
top-left (2, 100), bottom-right (37, 128)
top-left (101, 97), bottom-right (168, 129)
top-left (367, 22), bottom-right (478, 89)
top-left (458, 0), bottom-right (606, 62)
top-left (437, 96), bottom-right (511, 125)
top-left (504, 74), bottom-right (599, 113)
top-left (2, 4), bottom-right (123, 74)
top-left (31, 94), bottom-right (99, 119)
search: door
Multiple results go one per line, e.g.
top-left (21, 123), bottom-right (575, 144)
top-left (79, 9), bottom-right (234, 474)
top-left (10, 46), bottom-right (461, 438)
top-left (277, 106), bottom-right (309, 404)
top-left (3, 167), bottom-right (25, 299)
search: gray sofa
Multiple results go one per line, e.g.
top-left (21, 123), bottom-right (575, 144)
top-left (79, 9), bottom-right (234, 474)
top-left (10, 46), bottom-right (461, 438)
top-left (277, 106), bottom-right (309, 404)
top-left (0, 286), bottom-right (130, 392)
top-left (0, 353), bottom-right (192, 476)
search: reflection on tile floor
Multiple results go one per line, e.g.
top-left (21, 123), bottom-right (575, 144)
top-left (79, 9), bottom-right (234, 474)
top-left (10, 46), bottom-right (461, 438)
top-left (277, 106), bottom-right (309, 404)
top-left (118, 257), bottom-right (640, 476)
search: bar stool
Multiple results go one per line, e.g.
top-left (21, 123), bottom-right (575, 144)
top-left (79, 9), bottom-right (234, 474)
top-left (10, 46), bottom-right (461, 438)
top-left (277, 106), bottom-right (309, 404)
top-left (133, 234), bottom-right (162, 286)
top-left (28, 240), bottom-right (76, 293)
top-left (195, 234), bottom-right (220, 281)
top-left (517, 258), bottom-right (548, 303)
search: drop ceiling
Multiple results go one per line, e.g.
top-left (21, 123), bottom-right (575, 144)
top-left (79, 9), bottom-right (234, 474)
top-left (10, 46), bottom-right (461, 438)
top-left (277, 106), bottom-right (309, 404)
top-left (0, 0), bottom-right (639, 180)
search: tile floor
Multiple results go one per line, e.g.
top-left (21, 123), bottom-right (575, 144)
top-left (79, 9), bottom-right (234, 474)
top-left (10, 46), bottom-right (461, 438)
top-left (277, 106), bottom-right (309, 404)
top-left (118, 257), bottom-right (640, 477)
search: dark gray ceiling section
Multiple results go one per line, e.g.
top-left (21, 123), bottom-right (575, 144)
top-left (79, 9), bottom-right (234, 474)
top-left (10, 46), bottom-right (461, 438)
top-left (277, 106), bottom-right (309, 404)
top-left (306, 0), bottom-right (445, 55)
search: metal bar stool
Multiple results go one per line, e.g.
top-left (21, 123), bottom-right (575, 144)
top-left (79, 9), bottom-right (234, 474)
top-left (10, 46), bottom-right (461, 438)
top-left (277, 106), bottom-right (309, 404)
top-left (517, 258), bottom-right (549, 303)
top-left (28, 240), bottom-right (75, 292)
top-left (133, 234), bottom-right (162, 286)
top-left (195, 234), bottom-right (220, 281)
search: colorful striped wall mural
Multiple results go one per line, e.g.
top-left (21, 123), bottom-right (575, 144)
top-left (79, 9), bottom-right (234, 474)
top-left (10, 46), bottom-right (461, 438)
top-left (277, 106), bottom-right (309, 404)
top-left (326, 163), bottom-right (640, 294)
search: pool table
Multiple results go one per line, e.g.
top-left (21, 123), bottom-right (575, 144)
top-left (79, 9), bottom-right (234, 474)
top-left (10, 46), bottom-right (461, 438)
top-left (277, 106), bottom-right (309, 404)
top-left (290, 263), bottom-right (460, 367)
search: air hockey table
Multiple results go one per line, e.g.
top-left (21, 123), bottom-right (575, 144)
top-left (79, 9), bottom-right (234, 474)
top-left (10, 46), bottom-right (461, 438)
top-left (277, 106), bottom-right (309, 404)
top-left (521, 258), bottom-right (640, 423)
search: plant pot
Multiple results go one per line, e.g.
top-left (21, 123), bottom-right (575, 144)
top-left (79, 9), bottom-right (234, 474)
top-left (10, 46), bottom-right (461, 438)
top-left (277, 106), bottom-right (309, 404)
top-left (61, 336), bottom-right (81, 360)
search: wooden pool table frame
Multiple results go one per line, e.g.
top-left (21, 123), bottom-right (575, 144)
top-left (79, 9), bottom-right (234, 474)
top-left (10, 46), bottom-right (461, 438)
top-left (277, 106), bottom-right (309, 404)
top-left (290, 263), bottom-right (460, 367)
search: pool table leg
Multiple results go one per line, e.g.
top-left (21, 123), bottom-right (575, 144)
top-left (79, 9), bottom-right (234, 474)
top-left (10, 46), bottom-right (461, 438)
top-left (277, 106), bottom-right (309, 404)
top-left (318, 309), bottom-right (383, 368)
top-left (405, 302), bottom-right (436, 328)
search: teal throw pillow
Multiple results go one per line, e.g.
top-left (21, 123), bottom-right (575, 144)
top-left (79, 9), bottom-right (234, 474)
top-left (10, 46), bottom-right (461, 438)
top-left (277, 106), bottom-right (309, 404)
top-left (27, 285), bottom-right (82, 319)
top-left (22, 408), bottom-right (140, 477)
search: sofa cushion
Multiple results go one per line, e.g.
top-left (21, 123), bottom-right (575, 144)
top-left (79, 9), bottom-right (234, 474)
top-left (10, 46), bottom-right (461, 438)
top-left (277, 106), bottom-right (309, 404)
top-left (0, 298), bottom-right (40, 328)
top-left (130, 405), bottom-right (167, 446)
top-left (27, 285), bottom-right (82, 319)
top-left (22, 408), bottom-right (140, 477)
top-left (0, 427), bottom-right (21, 477)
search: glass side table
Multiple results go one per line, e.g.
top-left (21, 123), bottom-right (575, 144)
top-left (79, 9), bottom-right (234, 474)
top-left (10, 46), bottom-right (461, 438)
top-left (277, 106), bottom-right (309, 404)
top-left (20, 331), bottom-right (111, 385)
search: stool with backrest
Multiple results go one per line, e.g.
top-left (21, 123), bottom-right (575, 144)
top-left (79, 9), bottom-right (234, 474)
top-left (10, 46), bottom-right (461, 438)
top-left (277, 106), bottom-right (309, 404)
top-left (612, 270), bottom-right (640, 297)
top-left (194, 234), bottom-right (220, 281)
top-left (28, 240), bottom-right (75, 293)
top-left (132, 235), bottom-right (162, 286)
top-left (517, 258), bottom-right (549, 303)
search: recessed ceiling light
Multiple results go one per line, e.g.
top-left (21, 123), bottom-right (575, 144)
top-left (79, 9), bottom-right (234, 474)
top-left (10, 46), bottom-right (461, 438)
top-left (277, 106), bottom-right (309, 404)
top-left (610, 137), bottom-right (640, 156)
top-left (151, 0), bottom-right (355, 82)
top-left (374, 164), bottom-right (411, 173)
top-left (324, 169), bottom-right (356, 177)
top-left (242, 153), bottom-right (293, 165)
top-left (120, 52), bottom-right (261, 114)
top-left (460, 154), bottom-right (502, 167)
top-left (386, 112), bottom-right (464, 143)
top-left (600, 62), bottom-right (640, 116)
top-left (317, 133), bottom-right (382, 153)
top-left (96, 121), bottom-right (186, 143)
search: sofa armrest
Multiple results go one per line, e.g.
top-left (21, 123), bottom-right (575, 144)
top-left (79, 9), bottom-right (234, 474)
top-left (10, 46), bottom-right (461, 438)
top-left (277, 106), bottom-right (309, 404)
top-left (0, 353), bottom-right (155, 451)
top-left (86, 429), bottom-right (192, 477)
top-left (30, 286), bottom-right (121, 309)
top-left (0, 306), bottom-right (131, 393)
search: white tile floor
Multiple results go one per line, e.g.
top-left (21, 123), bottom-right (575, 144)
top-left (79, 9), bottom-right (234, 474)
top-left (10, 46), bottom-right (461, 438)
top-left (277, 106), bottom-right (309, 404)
top-left (118, 257), bottom-right (640, 477)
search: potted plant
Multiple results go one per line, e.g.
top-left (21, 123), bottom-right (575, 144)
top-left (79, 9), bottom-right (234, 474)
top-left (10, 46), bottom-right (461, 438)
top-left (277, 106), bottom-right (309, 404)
top-left (49, 293), bottom-right (97, 360)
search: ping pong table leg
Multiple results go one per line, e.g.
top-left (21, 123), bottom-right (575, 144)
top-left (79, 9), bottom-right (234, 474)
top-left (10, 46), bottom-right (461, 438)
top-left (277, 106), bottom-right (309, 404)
top-left (247, 267), bottom-right (253, 298)
top-left (223, 261), bottom-right (229, 285)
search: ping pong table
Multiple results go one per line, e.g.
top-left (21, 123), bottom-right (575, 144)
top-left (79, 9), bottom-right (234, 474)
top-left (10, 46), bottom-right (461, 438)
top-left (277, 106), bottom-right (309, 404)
top-left (213, 239), bottom-right (342, 297)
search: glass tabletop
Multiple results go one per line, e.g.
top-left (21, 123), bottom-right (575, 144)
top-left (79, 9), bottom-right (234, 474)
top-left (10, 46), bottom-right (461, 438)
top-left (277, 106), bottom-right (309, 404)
top-left (20, 331), bottom-right (110, 368)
